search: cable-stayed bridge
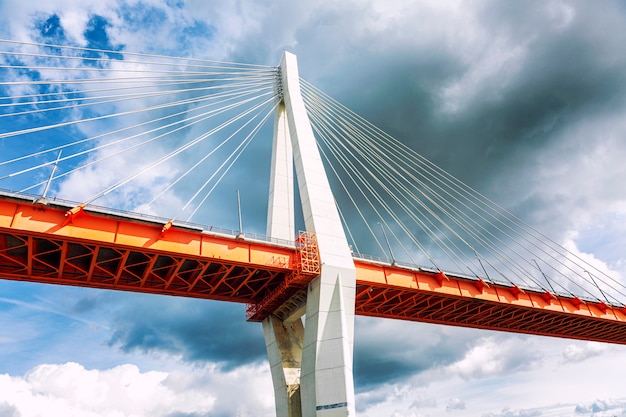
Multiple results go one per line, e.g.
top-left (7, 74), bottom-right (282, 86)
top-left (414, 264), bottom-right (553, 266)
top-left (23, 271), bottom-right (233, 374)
top-left (0, 39), bottom-right (625, 417)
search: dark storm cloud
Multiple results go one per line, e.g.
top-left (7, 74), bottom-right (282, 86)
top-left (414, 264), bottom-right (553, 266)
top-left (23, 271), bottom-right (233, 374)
top-left (353, 318), bottom-right (474, 389)
top-left (314, 1), bottom-right (626, 184)
top-left (354, 317), bottom-right (545, 396)
top-left (73, 292), bottom-right (266, 369)
top-left (259, 0), bottom-right (626, 247)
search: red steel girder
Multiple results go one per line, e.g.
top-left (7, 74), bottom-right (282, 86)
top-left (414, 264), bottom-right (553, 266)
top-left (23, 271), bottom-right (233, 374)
top-left (1, 193), bottom-right (626, 345)
top-left (354, 261), bottom-right (626, 345)
top-left (0, 195), bottom-right (300, 304)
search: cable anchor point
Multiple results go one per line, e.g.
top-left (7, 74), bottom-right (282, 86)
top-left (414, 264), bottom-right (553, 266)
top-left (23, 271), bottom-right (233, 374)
top-left (159, 220), bottom-right (174, 239)
top-left (63, 203), bottom-right (87, 226)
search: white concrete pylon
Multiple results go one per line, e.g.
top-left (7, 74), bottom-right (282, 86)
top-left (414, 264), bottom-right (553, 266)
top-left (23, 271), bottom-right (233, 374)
top-left (266, 102), bottom-right (295, 241)
top-left (265, 98), bottom-right (303, 417)
top-left (263, 316), bottom-right (304, 417)
top-left (264, 51), bottom-right (357, 417)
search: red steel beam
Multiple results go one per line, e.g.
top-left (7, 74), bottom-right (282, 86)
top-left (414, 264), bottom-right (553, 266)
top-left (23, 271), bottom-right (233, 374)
top-left (0, 194), bottom-right (301, 303)
top-left (354, 261), bottom-right (626, 344)
top-left (1, 194), bottom-right (626, 344)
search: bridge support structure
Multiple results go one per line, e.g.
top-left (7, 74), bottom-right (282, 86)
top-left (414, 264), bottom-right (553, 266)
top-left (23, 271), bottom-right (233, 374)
top-left (263, 52), bottom-right (356, 417)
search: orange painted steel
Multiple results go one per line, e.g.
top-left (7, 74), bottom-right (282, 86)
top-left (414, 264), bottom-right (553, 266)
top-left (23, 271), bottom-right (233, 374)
top-left (0, 194), bottom-right (308, 304)
top-left (354, 261), bottom-right (626, 344)
top-left (1, 194), bottom-right (626, 344)
top-left (246, 231), bottom-right (320, 321)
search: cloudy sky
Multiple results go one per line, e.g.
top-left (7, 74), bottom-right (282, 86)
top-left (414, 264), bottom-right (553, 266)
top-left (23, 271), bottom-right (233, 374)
top-left (1, 1), bottom-right (626, 416)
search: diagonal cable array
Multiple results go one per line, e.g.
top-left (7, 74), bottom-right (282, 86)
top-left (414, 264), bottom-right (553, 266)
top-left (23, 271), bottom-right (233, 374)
top-left (300, 79), bottom-right (626, 306)
top-left (0, 39), bottom-right (279, 224)
top-left (1, 39), bottom-right (623, 307)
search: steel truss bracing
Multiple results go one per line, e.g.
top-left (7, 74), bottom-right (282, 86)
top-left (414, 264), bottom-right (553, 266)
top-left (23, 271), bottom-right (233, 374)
top-left (0, 193), bottom-right (625, 345)
top-left (0, 232), bottom-right (284, 301)
top-left (247, 232), bottom-right (320, 322)
top-left (1, 39), bottom-right (626, 417)
top-left (354, 262), bottom-right (626, 344)
top-left (0, 193), bottom-right (315, 304)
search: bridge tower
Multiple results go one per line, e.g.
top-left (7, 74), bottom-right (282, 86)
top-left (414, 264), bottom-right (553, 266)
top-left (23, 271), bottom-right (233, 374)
top-left (263, 52), bottom-right (357, 416)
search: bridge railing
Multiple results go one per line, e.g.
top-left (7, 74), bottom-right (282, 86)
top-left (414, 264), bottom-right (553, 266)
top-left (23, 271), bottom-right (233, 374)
top-left (351, 250), bottom-right (612, 304)
top-left (0, 189), bottom-right (295, 248)
top-left (3, 189), bottom-right (620, 308)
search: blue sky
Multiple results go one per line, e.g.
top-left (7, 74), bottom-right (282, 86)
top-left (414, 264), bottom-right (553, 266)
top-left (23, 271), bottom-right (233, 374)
top-left (1, 1), bottom-right (626, 416)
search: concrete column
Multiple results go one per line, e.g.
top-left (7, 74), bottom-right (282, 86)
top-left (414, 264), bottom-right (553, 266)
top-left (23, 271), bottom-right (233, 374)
top-left (265, 51), bottom-right (356, 417)
top-left (280, 51), bottom-right (356, 417)
top-left (266, 103), bottom-right (294, 240)
top-left (265, 96), bottom-right (303, 417)
top-left (263, 316), bottom-right (304, 417)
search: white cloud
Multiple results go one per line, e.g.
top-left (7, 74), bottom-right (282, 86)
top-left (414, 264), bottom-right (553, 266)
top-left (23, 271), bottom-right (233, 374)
top-left (445, 397), bottom-right (466, 411)
top-left (528, 110), bottom-right (626, 293)
top-left (448, 338), bottom-right (505, 378)
top-left (445, 336), bottom-right (539, 380)
top-left (482, 406), bottom-right (542, 417)
top-left (560, 236), bottom-right (625, 301)
top-left (574, 398), bottom-right (626, 416)
top-left (0, 361), bottom-right (274, 417)
top-left (562, 342), bottom-right (607, 363)
top-left (409, 393), bottom-right (438, 410)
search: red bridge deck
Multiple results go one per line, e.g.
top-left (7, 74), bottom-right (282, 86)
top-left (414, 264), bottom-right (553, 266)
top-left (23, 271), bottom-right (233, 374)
top-left (0, 193), bottom-right (625, 344)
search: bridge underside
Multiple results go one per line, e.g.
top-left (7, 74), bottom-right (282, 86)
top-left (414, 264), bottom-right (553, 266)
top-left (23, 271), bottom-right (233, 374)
top-left (354, 272), bottom-right (626, 344)
top-left (0, 193), bottom-right (625, 345)
top-left (0, 230), bottom-right (292, 303)
top-left (0, 193), bottom-right (306, 303)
